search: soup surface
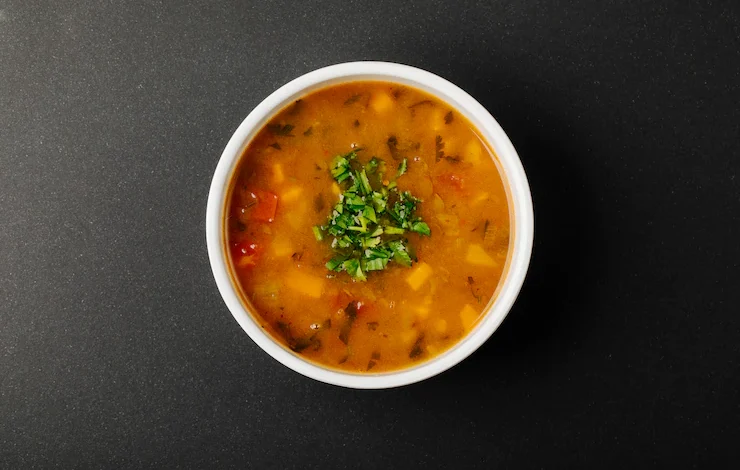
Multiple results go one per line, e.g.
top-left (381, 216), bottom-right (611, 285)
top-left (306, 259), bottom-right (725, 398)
top-left (226, 81), bottom-right (510, 372)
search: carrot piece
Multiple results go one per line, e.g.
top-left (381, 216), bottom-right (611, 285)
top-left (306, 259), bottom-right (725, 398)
top-left (250, 190), bottom-right (278, 222)
top-left (231, 241), bottom-right (260, 269)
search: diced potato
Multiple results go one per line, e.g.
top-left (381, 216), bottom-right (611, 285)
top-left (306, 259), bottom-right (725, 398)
top-left (286, 201), bottom-right (309, 231)
top-left (273, 163), bottom-right (285, 184)
top-left (434, 319), bottom-right (447, 334)
top-left (417, 176), bottom-right (434, 199)
top-left (415, 297), bottom-right (432, 318)
top-left (281, 186), bottom-right (303, 204)
top-left (415, 306), bottom-right (430, 319)
top-left (430, 108), bottom-right (446, 131)
top-left (331, 182), bottom-right (341, 196)
top-left (471, 191), bottom-right (489, 206)
top-left (406, 262), bottom-right (432, 290)
top-left (460, 304), bottom-right (479, 331)
top-left (369, 92), bottom-right (393, 113)
top-left (400, 329), bottom-right (417, 345)
top-left (360, 287), bottom-right (377, 302)
top-left (270, 236), bottom-right (292, 257)
top-left (433, 193), bottom-right (445, 212)
top-left (285, 270), bottom-right (324, 298)
top-left (435, 213), bottom-right (459, 237)
top-left (465, 139), bottom-right (482, 164)
top-left (465, 244), bottom-right (497, 267)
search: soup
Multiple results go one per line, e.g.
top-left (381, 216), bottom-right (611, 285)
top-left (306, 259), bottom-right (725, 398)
top-left (225, 81), bottom-right (510, 373)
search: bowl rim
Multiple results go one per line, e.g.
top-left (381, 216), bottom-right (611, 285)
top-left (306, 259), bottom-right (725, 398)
top-left (206, 61), bottom-right (534, 389)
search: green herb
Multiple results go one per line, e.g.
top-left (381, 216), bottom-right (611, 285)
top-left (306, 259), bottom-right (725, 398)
top-left (344, 94), bottom-right (363, 106)
top-left (269, 142), bottom-right (281, 150)
top-left (312, 226), bottom-right (324, 241)
top-left (468, 276), bottom-right (482, 303)
top-left (313, 148), bottom-right (431, 280)
top-left (444, 111), bottom-right (454, 124)
top-left (325, 255), bottom-right (348, 271)
top-left (397, 158), bottom-right (407, 178)
top-left (357, 169), bottom-right (372, 195)
top-left (409, 99), bottom-right (433, 109)
top-left (435, 135), bottom-right (444, 162)
top-left (387, 135), bottom-right (401, 160)
top-left (338, 301), bottom-right (358, 344)
top-left (410, 221), bottom-right (431, 236)
top-left (330, 151), bottom-right (356, 183)
top-left (267, 123), bottom-right (295, 136)
top-left (387, 135), bottom-right (420, 161)
top-left (388, 240), bottom-right (412, 267)
top-left (303, 126), bottom-right (313, 136)
top-left (409, 333), bottom-right (425, 359)
top-left (292, 335), bottom-right (321, 352)
top-left (275, 321), bottom-right (322, 353)
top-left (384, 226), bottom-right (405, 235)
top-left (365, 258), bottom-right (386, 271)
top-left (341, 258), bottom-right (366, 281)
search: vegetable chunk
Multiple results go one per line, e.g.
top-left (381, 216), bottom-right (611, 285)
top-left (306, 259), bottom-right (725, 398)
top-left (285, 270), bottom-right (324, 298)
top-left (406, 262), bottom-right (432, 290)
top-left (460, 304), bottom-right (478, 330)
top-left (465, 244), bottom-right (497, 267)
top-left (369, 92), bottom-right (393, 113)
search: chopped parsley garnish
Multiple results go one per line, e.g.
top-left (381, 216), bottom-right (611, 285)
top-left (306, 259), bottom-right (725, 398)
top-left (313, 149), bottom-right (431, 281)
top-left (396, 158), bottom-right (408, 178)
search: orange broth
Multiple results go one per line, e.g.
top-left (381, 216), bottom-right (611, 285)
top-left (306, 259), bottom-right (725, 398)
top-left (225, 81), bottom-right (510, 372)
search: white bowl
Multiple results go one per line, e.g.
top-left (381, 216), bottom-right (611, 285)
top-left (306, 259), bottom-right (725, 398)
top-left (206, 61), bottom-right (534, 389)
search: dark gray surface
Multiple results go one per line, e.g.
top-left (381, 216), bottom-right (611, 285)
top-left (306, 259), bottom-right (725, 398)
top-left (2, 0), bottom-right (740, 468)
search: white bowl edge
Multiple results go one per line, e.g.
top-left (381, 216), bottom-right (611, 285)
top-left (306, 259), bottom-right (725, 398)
top-left (206, 61), bottom-right (534, 389)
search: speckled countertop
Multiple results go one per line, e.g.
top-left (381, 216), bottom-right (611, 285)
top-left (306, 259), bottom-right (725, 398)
top-left (2, 1), bottom-right (739, 467)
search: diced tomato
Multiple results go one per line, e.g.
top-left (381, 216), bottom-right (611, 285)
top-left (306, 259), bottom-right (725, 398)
top-left (251, 190), bottom-right (278, 222)
top-left (436, 172), bottom-right (465, 191)
top-left (355, 300), bottom-right (368, 315)
top-left (237, 189), bottom-right (278, 223)
top-left (231, 241), bottom-right (260, 269)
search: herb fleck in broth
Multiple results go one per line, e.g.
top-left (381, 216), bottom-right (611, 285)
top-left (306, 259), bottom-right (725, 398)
top-left (226, 81), bottom-right (510, 373)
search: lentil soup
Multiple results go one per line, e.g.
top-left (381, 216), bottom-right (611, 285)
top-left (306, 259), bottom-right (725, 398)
top-left (225, 81), bottom-right (510, 373)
